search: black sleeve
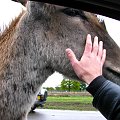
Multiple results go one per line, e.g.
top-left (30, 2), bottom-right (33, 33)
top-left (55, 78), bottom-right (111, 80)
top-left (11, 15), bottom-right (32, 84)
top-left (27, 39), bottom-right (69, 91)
top-left (86, 76), bottom-right (120, 120)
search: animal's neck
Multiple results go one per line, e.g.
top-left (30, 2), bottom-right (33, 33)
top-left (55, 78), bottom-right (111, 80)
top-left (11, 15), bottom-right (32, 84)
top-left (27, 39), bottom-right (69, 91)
top-left (0, 11), bottom-right (25, 74)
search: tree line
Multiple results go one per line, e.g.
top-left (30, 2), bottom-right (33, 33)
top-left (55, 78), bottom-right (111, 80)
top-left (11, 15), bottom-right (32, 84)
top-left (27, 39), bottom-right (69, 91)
top-left (44, 78), bottom-right (87, 92)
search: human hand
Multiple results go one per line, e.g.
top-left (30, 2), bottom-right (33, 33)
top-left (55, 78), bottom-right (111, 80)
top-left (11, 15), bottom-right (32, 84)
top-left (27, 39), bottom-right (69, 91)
top-left (66, 34), bottom-right (106, 84)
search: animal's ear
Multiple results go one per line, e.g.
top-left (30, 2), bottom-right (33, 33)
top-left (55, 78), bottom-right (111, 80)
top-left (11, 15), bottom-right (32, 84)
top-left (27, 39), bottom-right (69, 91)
top-left (99, 20), bottom-right (107, 31)
top-left (96, 15), bottom-right (107, 31)
top-left (12, 0), bottom-right (27, 6)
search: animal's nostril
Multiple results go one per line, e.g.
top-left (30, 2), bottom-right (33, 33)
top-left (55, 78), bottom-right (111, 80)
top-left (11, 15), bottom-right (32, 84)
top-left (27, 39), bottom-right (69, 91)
top-left (106, 67), bottom-right (120, 77)
top-left (105, 67), bottom-right (120, 84)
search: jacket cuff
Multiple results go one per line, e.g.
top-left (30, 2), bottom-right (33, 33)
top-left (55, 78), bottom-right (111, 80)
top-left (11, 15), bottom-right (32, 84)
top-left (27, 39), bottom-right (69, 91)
top-left (86, 75), bottom-right (106, 96)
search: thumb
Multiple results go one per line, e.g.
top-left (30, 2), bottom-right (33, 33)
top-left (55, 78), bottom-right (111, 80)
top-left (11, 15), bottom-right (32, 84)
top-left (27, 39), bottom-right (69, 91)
top-left (66, 48), bottom-right (78, 66)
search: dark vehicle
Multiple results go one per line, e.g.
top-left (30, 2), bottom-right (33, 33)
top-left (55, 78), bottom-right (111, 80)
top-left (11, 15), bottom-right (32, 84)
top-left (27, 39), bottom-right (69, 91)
top-left (30, 88), bottom-right (48, 112)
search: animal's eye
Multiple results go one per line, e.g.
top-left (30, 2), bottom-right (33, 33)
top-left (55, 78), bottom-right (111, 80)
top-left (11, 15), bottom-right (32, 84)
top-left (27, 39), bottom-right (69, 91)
top-left (62, 8), bottom-right (87, 20)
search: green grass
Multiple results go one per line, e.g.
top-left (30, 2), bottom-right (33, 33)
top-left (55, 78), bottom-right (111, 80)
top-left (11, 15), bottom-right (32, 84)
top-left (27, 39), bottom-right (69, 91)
top-left (43, 96), bottom-right (96, 111)
top-left (46, 96), bottom-right (93, 103)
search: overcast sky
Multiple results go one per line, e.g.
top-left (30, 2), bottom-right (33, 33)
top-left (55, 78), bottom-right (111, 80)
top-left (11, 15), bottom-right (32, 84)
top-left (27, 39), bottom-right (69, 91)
top-left (1, 0), bottom-right (120, 88)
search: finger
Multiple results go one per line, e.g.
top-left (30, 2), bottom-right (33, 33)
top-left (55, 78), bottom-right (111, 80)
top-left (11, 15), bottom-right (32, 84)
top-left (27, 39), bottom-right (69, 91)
top-left (66, 48), bottom-right (78, 66)
top-left (83, 34), bottom-right (92, 55)
top-left (92, 36), bottom-right (98, 55)
top-left (97, 41), bottom-right (103, 58)
top-left (101, 49), bottom-right (106, 65)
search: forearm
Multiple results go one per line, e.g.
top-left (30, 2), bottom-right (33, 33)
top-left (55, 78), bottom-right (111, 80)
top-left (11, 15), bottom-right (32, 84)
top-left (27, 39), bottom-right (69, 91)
top-left (87, 76), bottom-right (120, 120)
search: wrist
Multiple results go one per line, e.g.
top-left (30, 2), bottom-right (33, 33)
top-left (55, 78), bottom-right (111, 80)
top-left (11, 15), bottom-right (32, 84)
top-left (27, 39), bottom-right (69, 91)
top-left (86, 75), bottom-right (106, 96)
top-left (83, 74), bottom-right (102, 85)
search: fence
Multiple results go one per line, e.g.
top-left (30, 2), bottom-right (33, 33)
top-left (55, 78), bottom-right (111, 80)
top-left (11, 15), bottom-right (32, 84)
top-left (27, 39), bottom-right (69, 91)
top-left (48, 91), bottom-right (91, 97)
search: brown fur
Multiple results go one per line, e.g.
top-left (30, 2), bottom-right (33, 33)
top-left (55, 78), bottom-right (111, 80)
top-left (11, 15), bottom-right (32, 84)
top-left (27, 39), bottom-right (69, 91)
top-left (0, 11), bottom-right (25, 75)
top-left (84, 12), bottom-right (106, 30)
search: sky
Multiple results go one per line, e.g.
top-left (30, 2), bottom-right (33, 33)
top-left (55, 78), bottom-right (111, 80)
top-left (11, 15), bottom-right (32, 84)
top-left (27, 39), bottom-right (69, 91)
top-left (100, 16), bottom-right (120, 46)
top-left (0, 0), bottom-right (120, 88)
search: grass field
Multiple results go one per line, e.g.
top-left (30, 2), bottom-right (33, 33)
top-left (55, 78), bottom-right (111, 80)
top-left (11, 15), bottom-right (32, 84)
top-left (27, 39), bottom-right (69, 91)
top-left (44, 96), bottom-right (96, 111)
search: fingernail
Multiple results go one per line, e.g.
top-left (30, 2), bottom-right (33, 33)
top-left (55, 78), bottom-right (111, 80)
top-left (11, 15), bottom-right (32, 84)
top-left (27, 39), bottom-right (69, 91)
top-left (95, 36), bottom-right (98, 40)
top-left (65, 48), bottom-right (71, 55)
top-left (66, 48), bottom-right (70, 52)
top-left (87, 34), bottom-right (91, 38)
top-left (99, 41), bottom-right (103, 45)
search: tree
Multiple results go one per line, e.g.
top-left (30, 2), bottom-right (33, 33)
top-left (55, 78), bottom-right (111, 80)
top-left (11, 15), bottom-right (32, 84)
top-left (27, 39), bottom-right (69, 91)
top-left (55, 86), bottom-right (62, 91)
top-left (45, 87), bottom-right (55, 91)
top-left (80, 82), bottom-right (87, 91)
top-left (61, 79), bottom-right (81, 91)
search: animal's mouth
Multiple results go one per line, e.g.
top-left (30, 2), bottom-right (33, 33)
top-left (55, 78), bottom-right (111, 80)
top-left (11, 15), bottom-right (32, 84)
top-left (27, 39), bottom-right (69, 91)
top-left (107, 67), bottom-right (120, 78)
top-left (104, 66), bottom-right (120, 85)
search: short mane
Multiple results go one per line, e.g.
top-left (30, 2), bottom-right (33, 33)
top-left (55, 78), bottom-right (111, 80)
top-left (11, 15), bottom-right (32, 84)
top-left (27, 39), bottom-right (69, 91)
top-left (85, 12), bottom-right (106, 31)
